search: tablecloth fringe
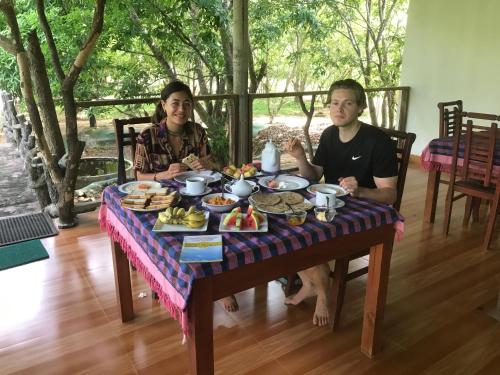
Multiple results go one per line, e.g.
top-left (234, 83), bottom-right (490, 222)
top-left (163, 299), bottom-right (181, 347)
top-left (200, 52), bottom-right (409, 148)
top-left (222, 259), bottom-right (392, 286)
top-left (99, 204), bottom-right (189, 337)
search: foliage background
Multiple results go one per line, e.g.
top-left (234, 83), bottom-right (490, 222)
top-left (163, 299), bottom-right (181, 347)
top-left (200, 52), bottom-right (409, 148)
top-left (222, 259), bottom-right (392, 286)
top-left (0, 0), bottom-right (409, 162)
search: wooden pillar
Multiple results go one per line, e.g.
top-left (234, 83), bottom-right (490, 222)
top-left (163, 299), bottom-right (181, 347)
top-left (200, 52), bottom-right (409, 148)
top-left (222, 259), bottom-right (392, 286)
top-left (233, 0), bottom-right (250, 165)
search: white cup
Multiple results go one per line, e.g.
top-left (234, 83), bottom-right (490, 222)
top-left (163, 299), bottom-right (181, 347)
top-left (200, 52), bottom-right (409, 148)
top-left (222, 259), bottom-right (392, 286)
top-left (186, 177), bottom-right (206, 195)
top-left (316, 190), bottom-right (336, 208)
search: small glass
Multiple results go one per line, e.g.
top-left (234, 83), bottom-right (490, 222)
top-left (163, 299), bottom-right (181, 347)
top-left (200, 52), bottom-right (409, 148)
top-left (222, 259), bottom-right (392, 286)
top-left (286, 210), bottom-right (307, 226)
top-left (314, 206), bottom-right (336, 223)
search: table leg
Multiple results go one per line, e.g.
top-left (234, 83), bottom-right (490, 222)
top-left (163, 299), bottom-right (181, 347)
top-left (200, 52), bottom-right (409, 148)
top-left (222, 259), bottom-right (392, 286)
top-left (187, 279), bottom-right (214, 375)
top-left (361, 239), bottom-right (394, 357)
top-left (424, 170), bottom-right (440, 223)
top-left (110, 240), bottom-right (134, 322)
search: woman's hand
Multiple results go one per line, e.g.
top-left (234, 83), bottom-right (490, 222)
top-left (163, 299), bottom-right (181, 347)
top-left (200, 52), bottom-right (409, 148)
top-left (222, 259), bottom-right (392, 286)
top-left (285, 138), bottom-right (306, 160)
top-left (339, 176), bottom-right (360, 197)
top-left (191, 155), bottom-right (212, 171)
top-left (156, 163), bottom-right (187, 180)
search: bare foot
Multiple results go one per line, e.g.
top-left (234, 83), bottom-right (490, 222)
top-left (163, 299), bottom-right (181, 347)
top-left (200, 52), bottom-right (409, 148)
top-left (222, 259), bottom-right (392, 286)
top-left (312, 295), bottom-right (330, 327)
top-left (284, 283), bottom-right (317, 305)
top-left (220, 295), bottom-right (239, 312)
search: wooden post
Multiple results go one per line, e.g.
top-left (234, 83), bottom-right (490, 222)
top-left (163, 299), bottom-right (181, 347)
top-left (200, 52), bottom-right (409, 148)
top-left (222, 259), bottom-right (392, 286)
top-left (233, 0), bottom-right (250, 165)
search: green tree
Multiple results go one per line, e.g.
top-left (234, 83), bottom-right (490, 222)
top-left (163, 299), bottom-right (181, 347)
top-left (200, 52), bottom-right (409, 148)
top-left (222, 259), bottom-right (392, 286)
top-left (0, 0), bottom-right (105, 226)
top-left (326, 0), bottom-right (409, 127)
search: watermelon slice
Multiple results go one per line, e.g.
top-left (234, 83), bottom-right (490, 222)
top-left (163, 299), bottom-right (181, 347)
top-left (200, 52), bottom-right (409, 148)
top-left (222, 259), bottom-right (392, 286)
top-left (235, 213), bottom-right (243, 229)
top-left (244, 213), bottom-right (259, 230)
top-left (247, 206), bottom-right (264, 223)
top-left (231, 207), bottom-right (242, 214)
top-left (223, 212), bottom-right (238, 227)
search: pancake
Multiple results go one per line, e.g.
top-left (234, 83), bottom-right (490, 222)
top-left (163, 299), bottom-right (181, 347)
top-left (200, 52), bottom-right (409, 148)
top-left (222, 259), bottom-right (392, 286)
top-left (290, 201), bottom-right (314, 211)
top-left (258, 201), bottom-right (288, 214)
top-left (279, 191), bottom-right (304, 205)
top-left (250, 192), bottom-right (281, 206)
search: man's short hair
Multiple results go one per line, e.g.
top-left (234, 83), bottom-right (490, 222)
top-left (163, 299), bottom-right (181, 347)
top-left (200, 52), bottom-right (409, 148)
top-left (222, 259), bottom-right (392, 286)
top-left (327, 79), bottom-right (367, 109)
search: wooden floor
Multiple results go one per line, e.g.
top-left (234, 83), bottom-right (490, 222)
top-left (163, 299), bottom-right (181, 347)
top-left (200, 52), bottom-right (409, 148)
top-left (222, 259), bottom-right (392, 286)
top-left (1, 163), bottom-right (499, 375)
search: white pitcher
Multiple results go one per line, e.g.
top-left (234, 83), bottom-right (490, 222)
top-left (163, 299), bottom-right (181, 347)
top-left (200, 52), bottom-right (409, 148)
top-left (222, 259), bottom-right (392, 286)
top-left (261, 139), bottom-right (280, 173)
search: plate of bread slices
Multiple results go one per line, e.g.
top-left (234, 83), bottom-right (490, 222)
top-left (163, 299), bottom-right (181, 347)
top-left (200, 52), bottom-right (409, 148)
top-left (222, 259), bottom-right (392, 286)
top-left (118, 180), bottom-right (162, 194)
top-left (120, 187), bottom-right (180, 212)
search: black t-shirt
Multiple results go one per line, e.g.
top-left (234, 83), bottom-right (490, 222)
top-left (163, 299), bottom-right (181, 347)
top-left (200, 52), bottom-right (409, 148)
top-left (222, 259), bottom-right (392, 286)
top-left (312, 123), bottom-right (397, 188)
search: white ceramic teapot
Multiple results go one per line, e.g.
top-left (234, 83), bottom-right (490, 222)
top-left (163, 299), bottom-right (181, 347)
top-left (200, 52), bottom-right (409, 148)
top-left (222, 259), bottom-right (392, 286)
top-left (261, 139), bottom-right (280, 173)
top-left (230, 174), bottom-right (253, 197)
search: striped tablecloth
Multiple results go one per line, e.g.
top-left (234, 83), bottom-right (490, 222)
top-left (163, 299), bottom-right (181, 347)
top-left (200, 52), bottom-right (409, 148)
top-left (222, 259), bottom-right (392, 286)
top-left (421, 136), bottom-right (500, 173)
top-left (100, 181), bottom-right (404, 335)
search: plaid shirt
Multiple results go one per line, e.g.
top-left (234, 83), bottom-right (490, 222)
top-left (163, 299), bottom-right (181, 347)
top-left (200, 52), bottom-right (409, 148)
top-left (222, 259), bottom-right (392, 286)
top-left (134, 120), bottom-right (210, 173)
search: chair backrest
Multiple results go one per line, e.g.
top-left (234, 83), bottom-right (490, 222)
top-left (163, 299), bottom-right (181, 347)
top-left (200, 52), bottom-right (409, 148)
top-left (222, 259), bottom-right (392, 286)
top-left (438, 100), bottom-right (463, 138)
top-left (379, 127), bottom-right (416, 211)
top-left (450, 120), bottom-right (499, 187)
top-left (462, 111), bottom-right (500, 122)
top-left (113, 116), bottom-right (151, 184)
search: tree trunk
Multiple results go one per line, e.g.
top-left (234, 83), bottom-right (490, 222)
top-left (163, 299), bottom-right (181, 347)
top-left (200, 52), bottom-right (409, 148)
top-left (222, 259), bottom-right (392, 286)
top-left (57, 85), bottom-right (85, 227)
top-left (27, 31), bottom-right (65, 160)
top-left (298, 95), bottom-right (316, 160)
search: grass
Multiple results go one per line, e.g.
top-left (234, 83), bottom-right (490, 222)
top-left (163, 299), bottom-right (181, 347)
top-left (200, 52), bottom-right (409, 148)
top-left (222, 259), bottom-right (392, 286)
top-left (252, 98), bottom-right (308, 116)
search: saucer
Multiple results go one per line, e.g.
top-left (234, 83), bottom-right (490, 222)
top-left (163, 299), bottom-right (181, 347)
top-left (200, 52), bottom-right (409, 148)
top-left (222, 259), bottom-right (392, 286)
top-left (308, 197), bottom-right (345, 209)
top-left (179, 186), bottom-right (212, 197)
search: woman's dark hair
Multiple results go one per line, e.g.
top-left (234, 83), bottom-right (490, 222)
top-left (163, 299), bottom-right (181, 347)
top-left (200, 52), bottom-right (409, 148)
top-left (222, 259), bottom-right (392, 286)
top-left (152, 80), bottom-right (194, 124)
top-left (327, 79), bottom-right (367, 109)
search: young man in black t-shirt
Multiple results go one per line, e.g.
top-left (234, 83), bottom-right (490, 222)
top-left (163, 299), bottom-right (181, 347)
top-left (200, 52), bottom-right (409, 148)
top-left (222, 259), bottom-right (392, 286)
top-left (285, 79), bottom-right (398, 327)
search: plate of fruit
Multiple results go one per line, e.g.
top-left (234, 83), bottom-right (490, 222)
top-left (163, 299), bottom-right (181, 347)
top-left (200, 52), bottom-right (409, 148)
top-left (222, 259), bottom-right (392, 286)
top-left (219, 206), bottom-right (268, 232)
top-left (222, 163), bottom-right (262, 179)
top-left (153, 206), bottom-right (209, 232)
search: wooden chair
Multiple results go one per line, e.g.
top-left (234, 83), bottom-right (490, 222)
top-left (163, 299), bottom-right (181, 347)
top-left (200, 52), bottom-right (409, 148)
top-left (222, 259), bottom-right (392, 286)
top-left (113, 116), bottom-right (151, 184)
top-left (438, 100), bottom-right (463, 138)
top-left (435, 102), bottom-right (499, 223)
top-left (443, 120), bottom-right (499, 251)
top-left (328, 127), bottom-right (416, 329)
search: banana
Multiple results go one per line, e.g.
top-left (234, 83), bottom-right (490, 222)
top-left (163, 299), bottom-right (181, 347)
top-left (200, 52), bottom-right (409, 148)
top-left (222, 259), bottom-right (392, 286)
top-left (173, 207), bottom-right (179, 217)
top-left (164, 207), bottom-right (173, 220)
top-left (177, 207), bottom-right (186, 218)
top-left (183, 220), bottom-right (206, 228)
top-left (186, 212), bottom-right (206, 222)
top-left (158, 212), bottom-right (168, 223)
top-left (186, 205), bottom-right (196, 216)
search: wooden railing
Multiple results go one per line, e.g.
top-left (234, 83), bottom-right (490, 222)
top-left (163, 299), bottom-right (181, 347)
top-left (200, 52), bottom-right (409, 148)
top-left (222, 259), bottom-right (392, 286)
top-left (75, 86), bottom-right (410, 165)
top-left (249, 86), bottom-right (410, 165)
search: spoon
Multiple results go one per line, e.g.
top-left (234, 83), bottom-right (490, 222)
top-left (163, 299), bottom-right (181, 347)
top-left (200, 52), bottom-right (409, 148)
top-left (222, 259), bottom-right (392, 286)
top-left (285, 202), bottom-right (297, 214)
top-left (220, 176), bottom-right (226, 199)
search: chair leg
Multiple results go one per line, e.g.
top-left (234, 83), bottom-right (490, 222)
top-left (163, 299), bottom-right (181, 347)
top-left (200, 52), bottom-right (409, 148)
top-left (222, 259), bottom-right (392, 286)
top-left (482, 195), bottom-right (499, 251)
top-left (443, 190), bottom-right (454, 236)
top-left (472, 198), bottom-right (481, 223)
top-left (330, 258), bottom-right (349, 331)
top-left (463, 196), bottom-right (473, 226)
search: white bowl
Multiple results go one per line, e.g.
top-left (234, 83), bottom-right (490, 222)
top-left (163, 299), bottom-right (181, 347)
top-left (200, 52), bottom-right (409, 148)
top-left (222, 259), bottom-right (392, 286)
top-left (201, 193), bottom-right (240, 213)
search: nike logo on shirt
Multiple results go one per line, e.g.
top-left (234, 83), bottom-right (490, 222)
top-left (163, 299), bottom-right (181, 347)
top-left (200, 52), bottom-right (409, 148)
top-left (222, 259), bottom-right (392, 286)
top-left (351, 155), bottom-right (362, 160)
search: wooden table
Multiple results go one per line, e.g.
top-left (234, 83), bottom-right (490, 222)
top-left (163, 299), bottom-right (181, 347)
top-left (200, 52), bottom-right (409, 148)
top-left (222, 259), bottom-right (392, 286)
top-left (101, 185), bottom-right (401, 374)
top-left (421, 136), bottom-right (500, 223)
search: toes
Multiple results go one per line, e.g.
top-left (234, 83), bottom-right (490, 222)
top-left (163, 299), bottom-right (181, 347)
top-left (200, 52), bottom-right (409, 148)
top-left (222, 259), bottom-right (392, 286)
top-left (220, 296), bottom-right (239, 312)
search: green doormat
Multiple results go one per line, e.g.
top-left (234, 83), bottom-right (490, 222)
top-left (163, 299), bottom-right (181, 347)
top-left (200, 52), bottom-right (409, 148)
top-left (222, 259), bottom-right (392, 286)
top-left (0, 239), bottom-right (49, 271)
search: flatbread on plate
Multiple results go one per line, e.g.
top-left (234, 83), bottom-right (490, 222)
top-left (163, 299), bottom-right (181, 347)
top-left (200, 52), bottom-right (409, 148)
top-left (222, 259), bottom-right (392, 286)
top-left (290, 201), bottom-right (314, 211)
top-left (279, 191), bottom-right (304, 205)
top-left (257, 201), bottom-right (288, 214)
top-left (250, 192), bottom-right (281, 206)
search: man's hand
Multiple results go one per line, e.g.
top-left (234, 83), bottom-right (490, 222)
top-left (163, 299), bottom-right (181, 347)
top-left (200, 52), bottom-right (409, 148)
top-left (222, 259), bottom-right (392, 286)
top-left (339, 176), bottom-right (360, 197)
top-left (285, 138), bottom-right (306, 160)
top-left (339, 175), bottom-right (397, 204)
